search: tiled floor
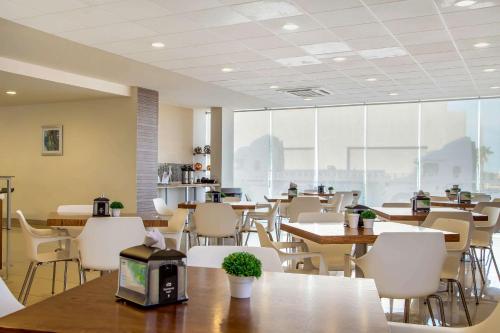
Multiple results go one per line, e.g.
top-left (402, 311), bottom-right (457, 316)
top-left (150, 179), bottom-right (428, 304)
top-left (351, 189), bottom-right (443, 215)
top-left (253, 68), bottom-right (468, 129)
top-left (1, 226), bottom-right (499, 328)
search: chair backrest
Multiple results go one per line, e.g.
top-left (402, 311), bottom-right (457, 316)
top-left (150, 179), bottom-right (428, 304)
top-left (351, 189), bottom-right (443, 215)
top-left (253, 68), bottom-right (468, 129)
top-left (493, 198), bottom-right (500, 203)
top-left (335, 191), bottom-right (355, 210)
top-left (192, 203), bottom-right (238, 237)
top-left (286, 197), bottom-right (322, 222)
top-left (187, 246), bottom-right (283, 272)
top-left (153, 198), bottom-right (173, 216)
top-left (473, 201), bottom-right (500, 214)
top-left (429, 218), bottom-right (471, 252)
top-left (472, 193), bottom-right (491, 202)
top-left (255, 222), bottom-right (278, 250)
top-left (382, 202), bottom-right (411, 208)
top-left (326, 194), bottom-right (344, 213)
top-left (167, 209), bottom-right (189, 232)
top-left (0, 278), bottom-right (24, 318)
top-left (297, 212), bottom-right (344, 223)
top-left (263, 201), bottom-right (281, 232)
top-left (222, 196), bottom-right (241, 203)
top-left (355, 232), bottom-right (446, 299)
top-left (56, 205), bottom-right (93, 214)
top-left (76, 217), bottom-right (146, 271)
top-left (476, 207), bottom-right (500, 233)
top-left (16, 210), bottom-right (43, 261)
top-left (430, 196), bottom-right (449, 202)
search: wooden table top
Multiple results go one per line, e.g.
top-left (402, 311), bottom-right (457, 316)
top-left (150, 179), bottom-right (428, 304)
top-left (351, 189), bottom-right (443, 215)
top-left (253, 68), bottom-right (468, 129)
top-left (264, 195), bottom-right (329, 203)
top-left (431, 201), bottom-right (476, 209)
top-left (178, 201), bottom-right (257, 210)
top-left (303, 191), bottom-right (336, 197)
top-left (370, 207), bottom-right (487, 222)
top-left (47, 212), bottom-right (168, 227)
top-left (281, 221), bottom-right (460, 245)
top-left (0, 267), bottom-right (389, 333)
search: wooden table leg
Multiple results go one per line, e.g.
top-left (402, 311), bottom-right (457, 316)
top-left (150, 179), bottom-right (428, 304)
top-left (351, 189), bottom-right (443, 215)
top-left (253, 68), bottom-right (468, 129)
top-left (353, 243), bottom-right (367, 278)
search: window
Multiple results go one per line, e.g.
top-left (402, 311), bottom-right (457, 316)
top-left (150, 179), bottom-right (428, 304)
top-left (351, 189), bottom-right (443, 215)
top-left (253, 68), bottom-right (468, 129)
top-left (480, 99), bottom-right (500, 197)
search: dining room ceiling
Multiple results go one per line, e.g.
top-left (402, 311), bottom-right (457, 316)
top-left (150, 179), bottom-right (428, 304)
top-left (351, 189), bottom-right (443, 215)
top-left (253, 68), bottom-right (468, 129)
top-left (1, 0), bottom-right (500, 107)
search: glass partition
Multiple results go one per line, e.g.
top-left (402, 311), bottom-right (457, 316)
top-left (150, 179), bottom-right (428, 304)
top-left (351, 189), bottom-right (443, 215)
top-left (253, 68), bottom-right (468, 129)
top-left (480, 99), bottom-right (500, 198)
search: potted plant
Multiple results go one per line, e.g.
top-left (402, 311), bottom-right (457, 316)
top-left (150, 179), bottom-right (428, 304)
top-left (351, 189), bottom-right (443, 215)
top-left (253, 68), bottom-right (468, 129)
top-left (110, 201), bottom-right (124, 217)
top-left (328, 186), bottom-right (334, 194)
top-left (360, 210), bottom-right (377, 228)
top-left (222, 252), bottom-right (262, 299)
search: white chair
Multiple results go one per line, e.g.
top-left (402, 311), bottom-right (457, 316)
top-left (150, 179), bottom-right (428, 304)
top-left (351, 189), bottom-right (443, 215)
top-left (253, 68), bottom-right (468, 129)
top-left (16, 210), bottom-right (77, 305)
top-left (187, 246), bottom-right (283, 272)
top-left (285, 196), bottom-right (322, 223)
top-left (76, 217), bottom-right (146, 281)
top-left (353, 232), bottom-right (447, 324)
top-left (322, 194), bottom-right (344, 213)
top-left (473, 201), bottom-right (500, 214)
top-left (155, 208), bottom-right (189, 251)
top-left (297, 212), bottom-right (352, 275)
top-left (471, 207), bottom-right (500, 282)
top-left (242, 201), bottom-right (280, 245)
top-left (153, 198), bottom-right (173, 216)
top-left (493, 198), bottom-right (500, 203)
top-left (471, 193), bottom-right (491, 202)
top-left (335, 191), bottom-right (355, 210)
top-left (423, 217), bottom-right (474, 326)
top-left (192, 203), bottom-right (239, 245)
top-left (222, 196), bottom-right (241, 203)
top-left (0, 278), bottom-right (24, 318)
top-left (389, 303), bottom-right (500, 333)
top-left (56, 205), bottom-right (93, 214)
top-left (255, 222), bottom-right (328, 275)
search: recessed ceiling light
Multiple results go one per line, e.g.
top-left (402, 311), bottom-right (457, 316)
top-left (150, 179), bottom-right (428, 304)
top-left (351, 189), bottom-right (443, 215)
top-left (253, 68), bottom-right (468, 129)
top-left (491, 86), bottom-right (500, 89)
top-left (270, 85), bottom-right (279, 89)
top-left (474, 42), bottom-right (490, 48)
top-left (483, 68), bottom-right (496, 72)
top-left (389, 92), bottom-right (398, 96)
top-left (151, 42), bottom-right (165, 48)
top-left (366, 78), bottom-right (377, 82)
top-left (282, 23), bottom-right (299, 31)
top-left (274, 56), bottom-right (322, 67)
top-left (304, 98), bottom-right (312, 101)
top-left (333, 57), bottom-right (346, 62)
top-left (5, 90), bottom-right (16, 95)
top-left (300, 42), bottom-right (351, 55)
top-left (221, 67), bottom-right (234, 73)
top-left (359, 47), bottom-right (407, 60)
top-left (454, 0), bottom-right (477, 7)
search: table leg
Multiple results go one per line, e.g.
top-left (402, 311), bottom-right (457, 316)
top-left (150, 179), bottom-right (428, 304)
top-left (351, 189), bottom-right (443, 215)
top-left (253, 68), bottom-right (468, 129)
top-left (0, 198), bottom-right (2, 270)
top-left (353, 243), bottom-right (368, 278)
top-left (6, 179), bottom-right (11, 230)
top-left (184, 187), bottom-right (189, 202)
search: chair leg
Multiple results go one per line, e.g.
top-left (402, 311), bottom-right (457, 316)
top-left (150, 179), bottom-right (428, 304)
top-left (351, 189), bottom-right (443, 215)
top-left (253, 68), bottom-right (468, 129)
top-left (469, 251), bottom-right (480, 304)
top-left (426, 296), bottom-right (436, 326)
top-left (63, 261), bottom-right (68, 291)
top-left (472, 248), bottom-right (485, 285)
top-left (51, 262), bottom-right (57, 295)
top-left (23, 263), bottom-right (40, 305)
top-left (389, 298), bottom-right (394, 321)
top-left (453, 280), bottom-right (472, 326)
top-left (267, 231), bottom-right (273, 242)
top-left (18, 262), bottom-right (34, 301)
top-left (489, 247), bottom-right (500, 281)
top-left (244, 231), bottom-right (251, 246)
top-left (77, 260), bottom-right (82, 285)
top-left (404, 299), bottom-right (411, 323)
top-left (428, 294), bottom-right (446, 327)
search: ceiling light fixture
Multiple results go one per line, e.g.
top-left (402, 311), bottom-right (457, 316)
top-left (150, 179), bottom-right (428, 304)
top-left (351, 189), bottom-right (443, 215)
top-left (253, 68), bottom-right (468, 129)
top-left (491, 86), bottom-right (500, 89)
top-left (454, 0), bottom-right (477, 7)
top-left (389, 92), bottom-right (398, 96)
top-left (333, 57), bottom-right (346, 62)
top-left (282, 23), bottom-right (299, 31)
top-left (304, 98), bottom-right (312, 101)
top-left (474, 42), bottom-right (490, 48)
top-left (270, 85), bottom-right (279, 89)
top-left (366, 78), bottom-right (377, 82)
top-left (483, 68), bottom-right (496, 72)
top-left (221, 67), bottom-right (234, 73)
top-left (151, 42), bottom-right (165, 48)
top-left (5, 90), bottom-right (16, 95)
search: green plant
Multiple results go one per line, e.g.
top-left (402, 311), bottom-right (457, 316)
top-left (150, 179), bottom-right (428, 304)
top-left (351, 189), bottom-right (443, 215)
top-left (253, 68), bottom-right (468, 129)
top-left (222, 252), bottom-right (262, 278)
top-left (328, 186), bottom-right (334, 190)
top-left (360, 210), bottom-right (376, 219)
top-left (110, 201), bottom-right (124, 209)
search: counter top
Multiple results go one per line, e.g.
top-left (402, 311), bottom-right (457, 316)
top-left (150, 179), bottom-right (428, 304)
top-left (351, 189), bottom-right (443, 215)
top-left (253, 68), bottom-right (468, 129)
top-left (157, 182), bottom-right (220, 189)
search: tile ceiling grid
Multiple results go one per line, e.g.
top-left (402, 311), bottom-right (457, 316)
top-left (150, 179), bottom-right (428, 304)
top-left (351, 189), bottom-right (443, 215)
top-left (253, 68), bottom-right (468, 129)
top-left (1, 0), bottom-right (499, 106)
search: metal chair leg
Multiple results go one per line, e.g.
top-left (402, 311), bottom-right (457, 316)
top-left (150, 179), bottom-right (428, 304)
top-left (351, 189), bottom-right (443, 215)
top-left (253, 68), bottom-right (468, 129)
top-left (23, 263), bottom-right (40, 305)
top-left (428, 294), bottom-right (446, 326)
top-left (468, 251), bottom-right (480, 304)
top-left (63, 261), bottom-right (68, 291)
top-left (389, 298), bottom-right (394, 321)
top-left (453, 280), bottom-right (472, 326)
top-left (404, 299), bottom-right (411, 323)
top-left (51, 262), bottom-right (57, 295)
top-left (18, 262), bottom-right (34, 301)
top-left (426, 297), bottom-right (436, 326)
top-left (489, 247), bottom-right (500, 280)
top-left (472, 248), bottom-right (485, 285)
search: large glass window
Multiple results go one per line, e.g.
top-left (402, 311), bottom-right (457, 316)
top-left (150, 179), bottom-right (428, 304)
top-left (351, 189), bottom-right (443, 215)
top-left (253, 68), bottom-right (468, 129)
top-left (366, 103), bottom-right (419, 206)
top-left (480, 99), bottom-right (500, 197)
top-left (420, 100), bottom-right (478, 195)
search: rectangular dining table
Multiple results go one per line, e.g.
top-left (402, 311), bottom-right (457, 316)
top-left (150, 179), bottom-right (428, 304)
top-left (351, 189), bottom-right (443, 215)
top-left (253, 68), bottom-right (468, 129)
top-left (0, 267), bottom-right (389, 333)
top-left (46, 212), bottom-right (168, 227)
top-left (369, 207), bottom-right (487, 222)
top-left (430, 201), bottom-right (476, 209)
top-left (264, 195), bottom-right (329, 203)
top-left (178, 201), bottom-right (257, 210)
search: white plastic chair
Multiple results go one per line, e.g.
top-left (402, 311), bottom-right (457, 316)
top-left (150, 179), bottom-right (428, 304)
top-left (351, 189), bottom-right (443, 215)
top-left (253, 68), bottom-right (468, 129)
top-left (16, 210), bottom-right (77, 305)
top-left (335, 191), bottom-right (355, 210)
top-left (192, 203), bottom-right (239, 245)
top-left (389, 303), bottom-right (500, 333)
top-left (56, 205), bottom-right (93, 214)
top-left (285, 197), bottom-right (322, 223)
top-left (255, 222), bottom-right (328, 275)
top-left (155, 209), bottom-right (189, 251)
top-left (242, 201), bottom-right (280, 245)
top-left (353, 232), bottom-right (446, 324)
top-left (471, 193), bottom-right (491, 202)
top-left (76, 217), bottom-right (146, 281)
top-left (187, 246), bottom-right (283, 272)
top-left (222, 196), bottom-right (241, 203)
top-left (493, 198), bottom-right (500, 202)
top-left (297, 212), bottom-right (352, 274)
top-left (471, 207), bottom-right (500, 282)
top-left (153, 198), bottom-right (173, 216)
top-left (0, 278), bottom-right (24, 318)
top-left (322, 194), bottom-right (344, 213)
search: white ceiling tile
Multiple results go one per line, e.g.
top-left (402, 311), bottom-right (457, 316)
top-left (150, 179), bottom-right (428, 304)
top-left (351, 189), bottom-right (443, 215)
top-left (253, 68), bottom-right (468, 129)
top-left (370, 55), bottom-right (416, 67)
top-left (13, 0), bottom-right (88, 15)
top-left (259, 46), bottom-right (308, 59)
top-left (0, 1), bottom-right (44, 20)
top-left (151, 0), bottom-right (222, 13)
top-left (405, 41), bottom-right (456, 55)
top-left (292, 0), bottom-right (362, 13)
top-left (370, 0), bottom-right (437, 21)
top-left (234, 60), bottom-right (284, 70)
top-left (451, 22), bottom-right (500, 40)
top-left (413, 51), bottom-right (462, 64)
top-left (183, 7), bottom-right (250, 28)
top-left (314, 7), bottom-right (376, 27)
top-left (57, 22), bottom-right (157, 44)
top-left (442, 6), bottom-right (500, 28)
top-left (300, 42), bottom-right (351, 55)
top-left (95, 0), bottom-right (170, 20)
top-left (347, 36), bottom-right (399, 50)
top-left (231, 1), bottom-right (302, 21)
top-left (209, 22), bottom-right (271, 40)
top-left (258, 15), bottom-right (321, 34)
top-left (383, 15), bottom-right (444, 35)
top-left (279, 29), bottom-right (340, 45)
top-left (136, 15), bottom-right (203, 34)
top-left (242, 36), bottom-right (291, 50)
top-left (359, 47), bottom-right (407, 59)
top-left (395, 30), bottom-right (451, 45)
top-left (331, 23), bottom-right (389, 40)
top-left (274, 56), bottom-right (322, 67)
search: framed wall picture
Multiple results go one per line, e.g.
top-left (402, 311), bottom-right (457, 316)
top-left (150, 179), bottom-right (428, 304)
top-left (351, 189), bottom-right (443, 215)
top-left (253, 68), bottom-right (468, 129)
top-left (41, 125), bottom-right (63, 156)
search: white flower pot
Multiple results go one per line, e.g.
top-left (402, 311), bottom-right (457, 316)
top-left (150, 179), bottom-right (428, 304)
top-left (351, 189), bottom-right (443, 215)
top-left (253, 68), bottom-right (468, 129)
top-left (363, 218), bottom-right (375, 228)
top-left (228, 275), bottom-right (254, 298)
top-left (111, 209), bottom-right (121, 217)
top-left (348, 213), bottom-right (359, 229)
